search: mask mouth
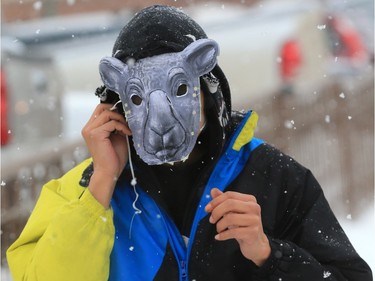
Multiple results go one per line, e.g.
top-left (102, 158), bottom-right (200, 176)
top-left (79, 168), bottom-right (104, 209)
top-left (156, 149), bottom-right (177, 159)
top-left (140, 135), bottom-right (191, 165)
top-left (154, 148), bottom-right (180, 163)
top-left (143, 113), bottom-right (187, 163)
top-left (151, 138), bottom-right (183, 161)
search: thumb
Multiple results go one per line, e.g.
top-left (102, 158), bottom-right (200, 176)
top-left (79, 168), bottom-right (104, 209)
top-left (205, 188), bottom-right (223, 212)
top-left (210, 187), bottom-right (223, 199)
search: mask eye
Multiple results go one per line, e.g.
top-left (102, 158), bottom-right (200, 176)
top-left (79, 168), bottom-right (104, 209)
top-left (131, 94), bottom-right (143, 105)
top-left (176, 84), bottom-right (188, 97)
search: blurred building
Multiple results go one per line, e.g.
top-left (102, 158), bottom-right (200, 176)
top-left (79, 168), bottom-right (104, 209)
top-left (2, 0), bottom-right (258, 23)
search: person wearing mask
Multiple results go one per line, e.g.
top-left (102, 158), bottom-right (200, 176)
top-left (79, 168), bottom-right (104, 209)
top-left (7, 5), bottom-right (372, 281)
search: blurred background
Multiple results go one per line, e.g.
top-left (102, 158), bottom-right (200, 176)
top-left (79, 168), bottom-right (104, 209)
top-left (1, 0), bottom-right (374, 279)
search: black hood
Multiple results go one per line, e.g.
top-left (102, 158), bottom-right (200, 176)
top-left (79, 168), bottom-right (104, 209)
top-left (112, 5), bottom-right (207, 60)
top-left (110, 5), bottom-right (231, 124)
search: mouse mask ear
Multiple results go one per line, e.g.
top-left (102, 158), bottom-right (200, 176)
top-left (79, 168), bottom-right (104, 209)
top-left (98, 39), bottom-right (219, 165)
top-left (99, 57), bottom-right (129, 94)
top-left (182, 38), bottom-right (219, 77)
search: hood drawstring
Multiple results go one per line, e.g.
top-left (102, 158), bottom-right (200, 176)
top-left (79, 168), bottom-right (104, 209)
top-left (126, 134), bottom-right (142, 239)
top-left (110, 100), bottom-right (122, 111)
top-left (110, 100), bottom-right (142, 238)
top-left (126, 135), bottom-right (141, 213)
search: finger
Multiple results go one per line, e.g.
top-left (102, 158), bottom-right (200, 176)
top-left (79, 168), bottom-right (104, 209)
top-left (99, 120), bottom-right (130, 137)
top-left (91, 108), bottom-right (127, 127)
top-left (87, 120), bottom-right (130, 142)
top-left (215, 212), bottom-right (258, 233)
top-left (87, 103), bottom-right (113, 123)
top-left (83, 111), bottom-right (130, 139)
top-left (211, 188), bottom-right (223, 199)
top-left (209, 199), bottom-right (260, 224)
top-left (205, 191), bottom-right (257, 213)
top-left (205, 188), bottom-right (222, 212)
top-left (87, 104), bottom-right (128, 132)
top-left (215, 225), bottom-right (260, 241)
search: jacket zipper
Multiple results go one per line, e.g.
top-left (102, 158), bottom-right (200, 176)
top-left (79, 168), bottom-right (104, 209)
top-left (180, 260), bottom-right (187, 280)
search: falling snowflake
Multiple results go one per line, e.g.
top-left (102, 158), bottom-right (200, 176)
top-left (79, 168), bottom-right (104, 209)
top-left (33, 1), bottom-right (42, 10)
top-left (317, 24), bottom-right (326, 30)
top-left (284, 120), bottom-right (295, 129)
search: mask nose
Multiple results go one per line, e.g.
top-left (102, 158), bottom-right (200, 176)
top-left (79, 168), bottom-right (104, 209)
top-left (144, 90), bottom-right (185, 158)
top-left (147, 90), bottom-right (177, 134)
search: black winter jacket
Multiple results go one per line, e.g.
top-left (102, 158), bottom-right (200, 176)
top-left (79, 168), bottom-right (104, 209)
top-left (147, 143), bottom-right (372, 280)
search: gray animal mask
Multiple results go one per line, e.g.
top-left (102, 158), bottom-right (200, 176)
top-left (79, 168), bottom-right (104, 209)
top-left (99, 39), bottom-right (219, 165)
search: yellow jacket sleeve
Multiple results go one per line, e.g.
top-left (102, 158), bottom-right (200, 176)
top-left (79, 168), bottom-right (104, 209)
top-left (6, 159), bottom-right (115, 281)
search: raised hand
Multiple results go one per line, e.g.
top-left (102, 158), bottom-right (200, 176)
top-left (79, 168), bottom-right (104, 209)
top-left (205, 188), bottom-right (271, 266)
top-left (81, 103), bottom-right (131, 208)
